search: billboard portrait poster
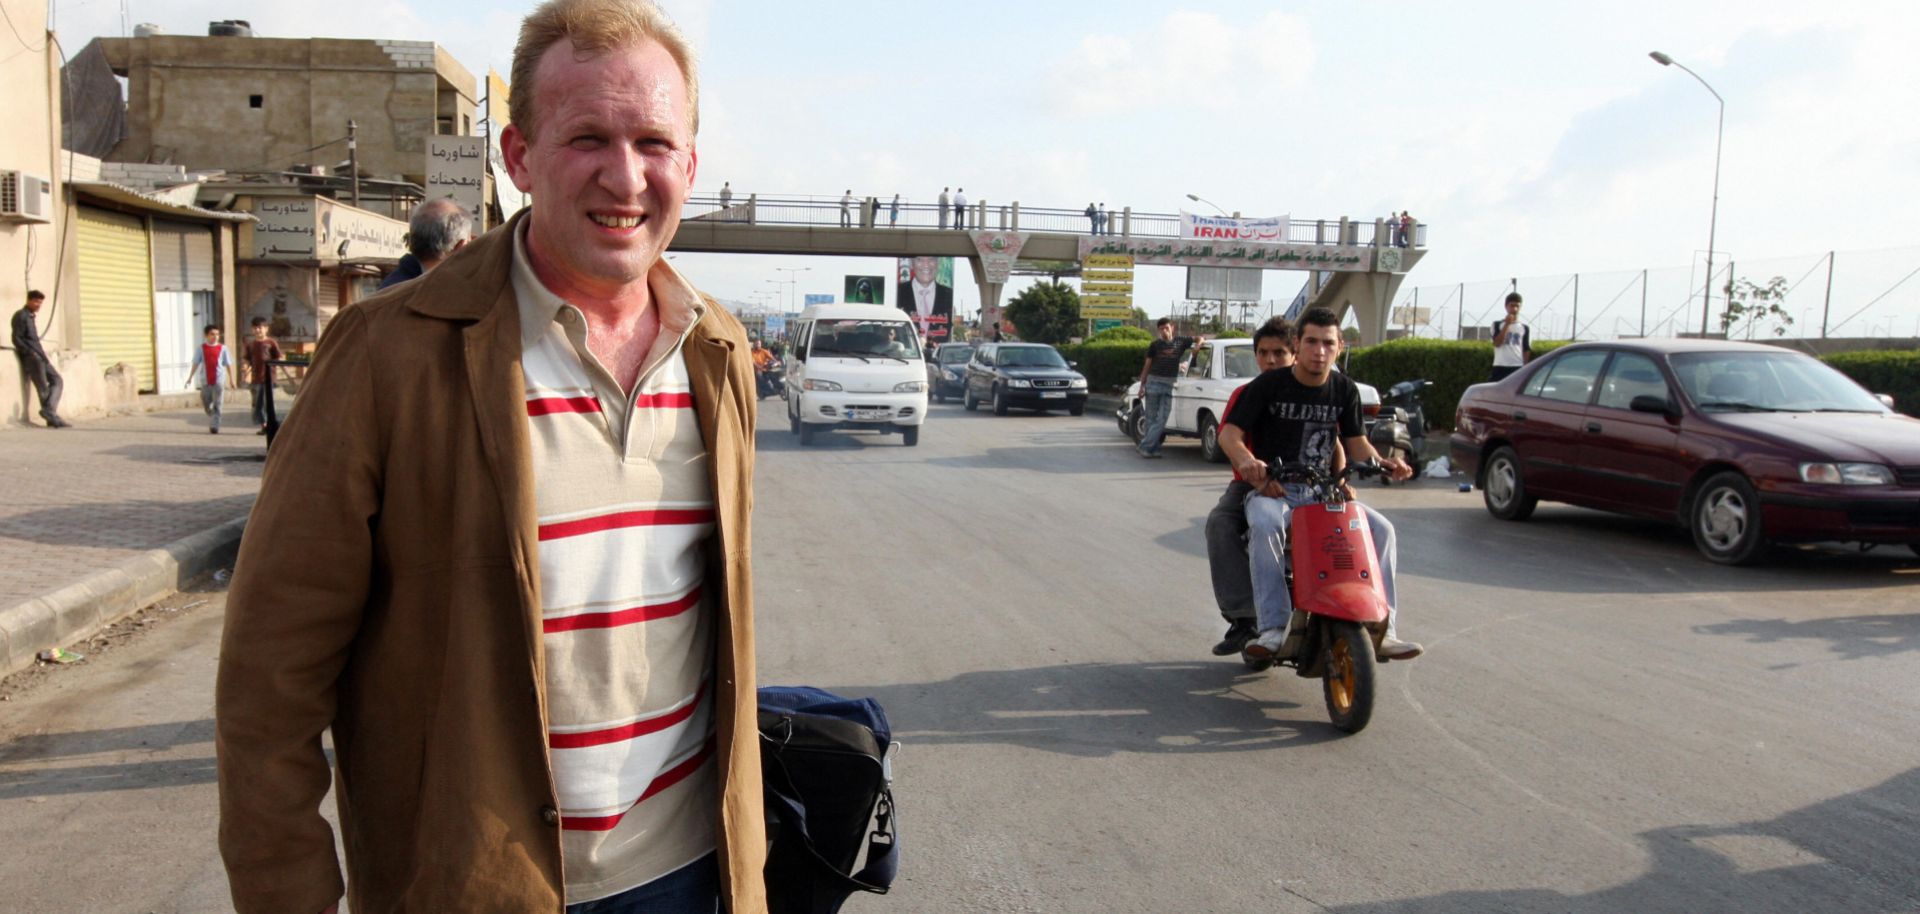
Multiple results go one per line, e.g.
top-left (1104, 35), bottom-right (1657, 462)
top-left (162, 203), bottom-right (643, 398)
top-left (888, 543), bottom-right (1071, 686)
top-left (844, 274), bottom-right (886, 304)
top-left (896, 256), bottom-right (954, 342)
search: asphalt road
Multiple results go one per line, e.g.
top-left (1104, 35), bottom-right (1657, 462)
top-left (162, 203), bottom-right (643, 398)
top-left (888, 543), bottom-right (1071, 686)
top-left (2, 397), bottom-right (1917, 913)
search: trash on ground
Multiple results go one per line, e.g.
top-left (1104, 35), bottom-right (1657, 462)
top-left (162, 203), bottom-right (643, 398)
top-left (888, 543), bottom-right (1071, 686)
top-left (36, 648), bottom-right (84, 664)
top-left (213, 568), bottom-right (231, 583)
top-left (177, 600), bottom-right (208, 612)
top-left (1424, 456), bottom-right (1453, 478)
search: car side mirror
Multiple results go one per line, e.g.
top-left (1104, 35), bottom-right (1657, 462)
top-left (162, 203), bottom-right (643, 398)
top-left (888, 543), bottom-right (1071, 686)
top-left (1068, 360), bottom-right (1078, 369)
top-left (1629, 394), bottom-right (1678, 417)
top-left (1874, 393), bottom-right (1896, 409)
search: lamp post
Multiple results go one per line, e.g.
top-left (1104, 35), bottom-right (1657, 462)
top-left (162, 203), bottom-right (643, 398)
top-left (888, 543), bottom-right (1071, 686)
top-left (1649, 50), bottom-right (1724, 337)
top-left (774, 266), bottom-right (811, 313)
top-left (1185, 193), bottom-right (1229, 217)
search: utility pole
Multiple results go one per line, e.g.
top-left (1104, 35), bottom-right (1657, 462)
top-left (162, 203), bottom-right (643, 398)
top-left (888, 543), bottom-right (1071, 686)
top-left (1820, 251), bottom-right (1835, 339)
top-left (347, 119), bottom-right (361, 208)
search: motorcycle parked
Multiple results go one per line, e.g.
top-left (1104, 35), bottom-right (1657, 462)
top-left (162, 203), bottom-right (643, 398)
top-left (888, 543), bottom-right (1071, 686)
top-left (1365, 379), bottom-right (1432, 485)
top-left (1241, 459), bottom-right (1395, 733)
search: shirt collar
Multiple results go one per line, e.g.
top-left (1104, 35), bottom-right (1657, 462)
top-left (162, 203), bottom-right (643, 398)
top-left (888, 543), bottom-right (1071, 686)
top-left (511, 219), bottom-right (706, 348)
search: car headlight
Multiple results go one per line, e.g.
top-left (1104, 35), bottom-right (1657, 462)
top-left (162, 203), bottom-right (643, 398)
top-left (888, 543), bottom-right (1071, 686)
top-left (803, 378), bottom-right (843, 391)
top-left (947, 368), bottom-right (965, 380)
top-left (1070, 377), bottom-right (1088, 389)
top-left (1798, 462), bottom-right (1894, 485)
top-left (893, 380), bottom-right (926, 393)
top-left (1006, 379), bottom-right (1032, 388)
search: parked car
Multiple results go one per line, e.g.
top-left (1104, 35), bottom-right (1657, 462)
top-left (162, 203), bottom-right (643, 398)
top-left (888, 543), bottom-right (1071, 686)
top-left (1116, 338), bottom-right (1381, 462)
top-left (927, 342), bottom-right (974, 403)
top-left (962, 343), bottom-right (1089, 415)
top-left (1451, 338), bottom-right (1920, 564)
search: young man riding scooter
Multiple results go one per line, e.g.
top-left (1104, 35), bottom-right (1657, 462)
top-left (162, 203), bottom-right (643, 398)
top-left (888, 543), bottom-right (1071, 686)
top-left (1221, 307), bottom-right (1424, 662)
top-left (1205, 317), bottom-right (1299, 655)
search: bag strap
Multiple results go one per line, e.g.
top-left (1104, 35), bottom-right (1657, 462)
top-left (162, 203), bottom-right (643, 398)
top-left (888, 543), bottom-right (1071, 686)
top-left (761, 737), bottom-right (898, 895)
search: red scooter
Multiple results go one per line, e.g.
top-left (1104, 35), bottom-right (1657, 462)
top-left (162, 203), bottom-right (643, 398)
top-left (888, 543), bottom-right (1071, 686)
top-left (1242, 459), bottom-right (1393, 734)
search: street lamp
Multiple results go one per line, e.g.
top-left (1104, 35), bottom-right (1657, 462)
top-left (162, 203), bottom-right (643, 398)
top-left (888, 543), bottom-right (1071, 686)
top-left (1185, 193), bottom-right (1228, 216)
top-left (1649, 50), bottom-right (1725, 337)
top-left (774, 266), bottom-right (811, 313)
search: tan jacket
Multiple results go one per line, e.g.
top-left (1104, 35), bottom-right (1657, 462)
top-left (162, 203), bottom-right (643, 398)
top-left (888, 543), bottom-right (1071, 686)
top-left (216, 214), bottom-right (766, 914)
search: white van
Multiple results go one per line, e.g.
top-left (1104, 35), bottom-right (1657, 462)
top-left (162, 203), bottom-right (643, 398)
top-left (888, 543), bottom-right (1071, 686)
top-left (785, 303), bottom-right (929, 446)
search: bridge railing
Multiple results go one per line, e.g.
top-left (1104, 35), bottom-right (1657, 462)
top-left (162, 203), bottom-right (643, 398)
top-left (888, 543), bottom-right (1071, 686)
top-left (680, 194), bottom-right (1427, 249)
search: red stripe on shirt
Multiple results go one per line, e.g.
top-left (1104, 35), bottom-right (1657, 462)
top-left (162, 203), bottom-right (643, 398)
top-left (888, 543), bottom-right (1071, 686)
top-left (634, 391), bottom-right (694, 409)
top-left (544, 586), bottom-right (703, 634)
top-left (560, 738), bottom-right (717, 832)
top-left (526, 395), bottom-right (603, 416)
top-left (538, 508), bottom-right (715, 541)
top-left (548, 685), bottom-right (705, 749)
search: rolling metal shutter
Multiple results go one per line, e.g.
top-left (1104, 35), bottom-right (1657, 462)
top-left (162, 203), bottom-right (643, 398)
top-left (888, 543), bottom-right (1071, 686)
top-left (77, 206), bottom-right (157, 392)
top-left (150, 220), bottom-right (216, 292)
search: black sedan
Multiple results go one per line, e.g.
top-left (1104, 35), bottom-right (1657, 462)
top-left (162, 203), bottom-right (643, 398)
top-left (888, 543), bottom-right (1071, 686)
top-left (927, 342), bottom-right (974, 403)
top-left (962, 343), bottom-right (1089, 416)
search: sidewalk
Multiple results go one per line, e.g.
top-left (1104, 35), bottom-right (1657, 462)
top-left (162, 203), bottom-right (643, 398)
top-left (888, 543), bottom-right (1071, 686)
top-left (0, 405), bottom-right (266, 674)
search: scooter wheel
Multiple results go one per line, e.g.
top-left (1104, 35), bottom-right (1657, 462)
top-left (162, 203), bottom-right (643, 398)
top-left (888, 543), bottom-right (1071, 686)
top-left (1322, 621), bottom-right (1377, 734)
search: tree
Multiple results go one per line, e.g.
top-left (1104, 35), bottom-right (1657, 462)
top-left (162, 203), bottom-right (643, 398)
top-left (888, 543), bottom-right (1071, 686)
top-left (1004, 281), bottom-right (1082, 344)
top-left (1721, 275), bottom-right (1794, 338)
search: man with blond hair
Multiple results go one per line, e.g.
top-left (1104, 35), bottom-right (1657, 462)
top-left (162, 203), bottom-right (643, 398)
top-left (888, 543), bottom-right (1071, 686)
top-left (215, 1), bottom-right (766, 912)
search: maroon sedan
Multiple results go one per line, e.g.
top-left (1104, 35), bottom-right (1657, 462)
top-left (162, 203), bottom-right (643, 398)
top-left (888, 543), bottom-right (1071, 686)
top-left (1451, 339), bottom-right (1920, 564)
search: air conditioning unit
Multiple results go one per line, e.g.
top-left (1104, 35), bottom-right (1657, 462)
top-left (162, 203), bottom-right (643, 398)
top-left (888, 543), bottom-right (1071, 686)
top-left (0, 171), bottom-right (54, 224)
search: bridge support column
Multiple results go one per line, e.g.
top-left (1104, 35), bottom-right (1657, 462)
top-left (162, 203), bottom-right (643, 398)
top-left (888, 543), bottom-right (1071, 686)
top-left (968, 256), bottom-right (1006, 341)
top-left (1337, 271), bottom-right (1409, 346)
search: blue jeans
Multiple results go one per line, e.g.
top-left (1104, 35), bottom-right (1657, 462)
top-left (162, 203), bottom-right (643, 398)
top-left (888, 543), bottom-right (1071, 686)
top-left (567, 853), bottom-right (718, 913)
top-left (1138, 377), bottom-right (1175, 454)
top-left (1247, 489), bottom-right (1399, 638)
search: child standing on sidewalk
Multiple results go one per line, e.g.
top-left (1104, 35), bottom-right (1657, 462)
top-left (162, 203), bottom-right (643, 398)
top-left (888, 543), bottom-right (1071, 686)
top-left (186, 324), bottom-right (234, 434)
top-left (241, 316), bottom-right (283, 435)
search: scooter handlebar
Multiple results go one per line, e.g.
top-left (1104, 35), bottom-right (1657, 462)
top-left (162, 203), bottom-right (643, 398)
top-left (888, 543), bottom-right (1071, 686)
top-left (1262, 459), bottom-right (1386, 486)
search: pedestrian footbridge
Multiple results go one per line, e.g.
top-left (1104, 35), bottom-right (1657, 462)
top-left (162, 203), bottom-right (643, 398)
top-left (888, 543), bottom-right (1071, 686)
top-left (669, 193), bottom-right (1428, 344)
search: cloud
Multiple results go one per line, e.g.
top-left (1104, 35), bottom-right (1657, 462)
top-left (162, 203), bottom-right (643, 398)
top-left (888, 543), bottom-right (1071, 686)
top-left (1046, 9), bottom-right (1314, 117)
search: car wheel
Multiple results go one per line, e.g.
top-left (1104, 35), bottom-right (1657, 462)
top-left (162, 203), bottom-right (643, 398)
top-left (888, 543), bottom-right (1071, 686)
top-left (788, 401), bottom-right (800, 435)
top-left (1069, 402), bottom-right (1086, 417)
top-left (1482, 445), bottom-right (1537, 521)
top-left (1909, 543), bottom-right (1920, 559)
top-left (963, 385), bottom-right (979, 411)
top-left (992, 386), bottom-right (1010, 416)
top-left (933, 390), bottom-right (946, 404)
top-left (1691, 471), bottom-right (1767, 565)
top-left (1127, 404), bottom-right (1145, 443)
top-left (902, 425), bottom-right (919, 447)
top-left (1198, 414), bottom-right (1225, 463)
top-left (799, 422), bottom-right (817, 446)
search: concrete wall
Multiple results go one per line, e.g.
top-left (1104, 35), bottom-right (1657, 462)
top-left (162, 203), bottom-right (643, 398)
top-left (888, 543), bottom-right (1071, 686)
top-left (0, 0), bottom-right (82, 426)
top-left (97, 35), bottom-right (476, 185)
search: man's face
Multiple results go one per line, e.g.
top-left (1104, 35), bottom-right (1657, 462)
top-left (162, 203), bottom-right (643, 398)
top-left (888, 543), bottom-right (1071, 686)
top-left (1156, 322), bottom-right (1174, 341)
top-left (911, 257), bottom-right (936, 285)
top-left (501, 38), bottom-right (697, 297)
top-left (1295, 323), bottom-right (1341, 378)
top-left (1255, 337), bottom-right (1292, 372)
top-left (24, 296), bottom-right (43, 313)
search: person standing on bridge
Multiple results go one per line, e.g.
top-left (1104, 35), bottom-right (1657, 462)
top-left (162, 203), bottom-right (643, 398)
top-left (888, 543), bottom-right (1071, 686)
top-left (1085, 203), bottom-right (1097, 234)
top-left (889, 193), bottom-right (900, 226)
top-left (938, 186), bottom-right (950, 228)
top-left (1399, 211), bottom-right (1414, 248)
top-left (1098, 203), bottom-right (1109, 235)
top-left (953, 187), bottom-right (968, 230)
top-left (840, 189), bottom-right (853, 227)
top-left (718, 180), bottom-right (732, 211)
top-left (214, 1), bottom-right (768, 911)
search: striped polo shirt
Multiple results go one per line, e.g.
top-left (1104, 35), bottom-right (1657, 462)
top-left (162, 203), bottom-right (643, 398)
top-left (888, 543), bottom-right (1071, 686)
top-left (510, 225), bottom-right (718, 903)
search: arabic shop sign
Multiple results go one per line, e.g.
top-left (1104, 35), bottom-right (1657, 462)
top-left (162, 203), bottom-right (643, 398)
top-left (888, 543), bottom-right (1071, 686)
top-left (246, 196), bottom-right (406, 261)
top-left (1077, 236), bottom-right (1373, 272)
top-left (426, 135), bottom-right (489, 229)
top-left (1180, 211), bottom-right (1290, 243)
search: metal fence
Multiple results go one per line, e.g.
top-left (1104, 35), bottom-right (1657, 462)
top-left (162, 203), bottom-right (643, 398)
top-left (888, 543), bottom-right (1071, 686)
top-left (1388, 246), bottom-right (1920, 342)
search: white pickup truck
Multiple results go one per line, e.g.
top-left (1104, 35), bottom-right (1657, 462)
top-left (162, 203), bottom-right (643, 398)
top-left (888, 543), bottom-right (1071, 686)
top-left (1115, 338), bottom-right (1380, 462)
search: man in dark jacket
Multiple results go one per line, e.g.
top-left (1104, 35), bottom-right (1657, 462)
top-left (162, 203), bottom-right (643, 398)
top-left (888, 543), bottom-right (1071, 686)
top-left (10, 290), bottom-right (69, 428)
top-left (378, 198), bottom-right (474, 289)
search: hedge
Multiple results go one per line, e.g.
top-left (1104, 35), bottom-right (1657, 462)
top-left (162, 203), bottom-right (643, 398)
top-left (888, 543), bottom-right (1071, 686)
top-left (1822, 350), bottom-right (1920, 413)
top-left (1061, 340), bottom-right (1150, 392)
top-left (1090, 325), bottom-right (1152, 342)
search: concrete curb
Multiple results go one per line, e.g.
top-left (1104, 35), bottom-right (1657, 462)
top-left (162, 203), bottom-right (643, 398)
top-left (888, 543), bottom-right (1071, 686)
top-left (0, 514), bottom-right (248, 677)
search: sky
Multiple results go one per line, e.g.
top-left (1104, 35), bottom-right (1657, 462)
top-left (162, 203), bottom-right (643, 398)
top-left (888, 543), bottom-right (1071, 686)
top-left (49, 0), bottom-right (1920, 337)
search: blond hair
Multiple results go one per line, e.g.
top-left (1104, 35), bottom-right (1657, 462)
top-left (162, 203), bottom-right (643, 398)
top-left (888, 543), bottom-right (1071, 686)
top-left (510, 0), bottom-right (700, 140)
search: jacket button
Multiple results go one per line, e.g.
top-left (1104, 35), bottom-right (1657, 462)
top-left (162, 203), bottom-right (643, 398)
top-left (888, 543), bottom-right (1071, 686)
top-left (540, 806), bottom-right (559, 826)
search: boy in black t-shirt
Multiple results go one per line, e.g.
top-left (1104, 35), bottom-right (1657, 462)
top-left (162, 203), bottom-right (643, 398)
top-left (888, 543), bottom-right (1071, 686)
top-left (1220, 308), bottom-right (1423, 662)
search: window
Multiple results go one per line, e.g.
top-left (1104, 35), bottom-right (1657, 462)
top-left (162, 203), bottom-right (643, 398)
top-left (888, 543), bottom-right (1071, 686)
top-left (1221, 346), bottom-right (1261, 379)
top-left (248, 94), bottom-right (263, 108)
top-left (1187, 347), bottom-right (1212, 379)
top-left (1531, 350), bottom-right (1608, 405)
top-left (1594, 352), bottom-right (1669, 410)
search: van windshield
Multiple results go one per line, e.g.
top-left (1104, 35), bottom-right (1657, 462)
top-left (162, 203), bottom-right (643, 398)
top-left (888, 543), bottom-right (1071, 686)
top-left (808, 320), bottom-right (922, 361)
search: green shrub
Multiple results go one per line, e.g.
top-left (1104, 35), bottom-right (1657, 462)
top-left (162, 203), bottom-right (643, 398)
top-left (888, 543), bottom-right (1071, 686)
top-left (1061, 340), bottom-right (1150, 393)
top-left (1822, 350), bottom-right (1920, 414)
top-left (1215, 329), bottom-right (1250, 339)
top-left (1342, 339), bottom-right (1495, 430)
top-left (1090, 325), bottom-right (1152, 342)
